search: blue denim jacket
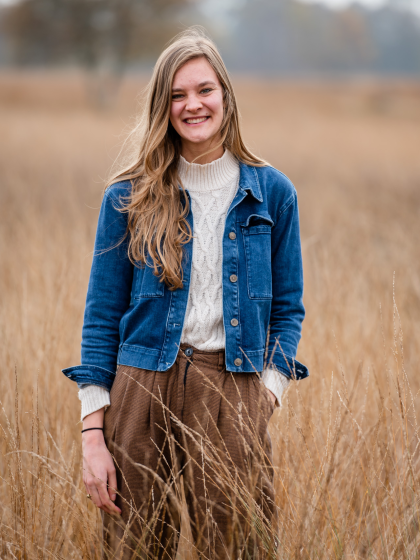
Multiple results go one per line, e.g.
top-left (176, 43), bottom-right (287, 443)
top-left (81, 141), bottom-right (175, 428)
top-left (62, 162), bottom-right (309, 391)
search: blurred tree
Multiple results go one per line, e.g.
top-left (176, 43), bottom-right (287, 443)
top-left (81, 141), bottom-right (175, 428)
top-left (2, 0), bottom-right (193, 106)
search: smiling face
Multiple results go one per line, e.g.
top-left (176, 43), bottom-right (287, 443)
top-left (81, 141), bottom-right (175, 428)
top-left (169, 56), bottom-right (225, 162)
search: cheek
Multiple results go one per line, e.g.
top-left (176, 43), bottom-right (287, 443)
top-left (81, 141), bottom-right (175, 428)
top-left (208, 94), bottom-right (224, 123)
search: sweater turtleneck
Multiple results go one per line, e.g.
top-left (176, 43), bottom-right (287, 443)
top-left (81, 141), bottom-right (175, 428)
top-left (178, 148), bottom-right (240, 193)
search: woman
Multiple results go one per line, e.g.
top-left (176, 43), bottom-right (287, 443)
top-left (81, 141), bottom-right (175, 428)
top-left (63, 27), bottom-right (308, 559)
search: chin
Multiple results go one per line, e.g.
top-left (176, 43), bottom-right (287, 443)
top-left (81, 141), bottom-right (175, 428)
top-left (186, 130), bottom-right (218, 144)
top-left (181, 136), bottom-right (207, 146)
top-left (190, 136), bottom-right (212, 144)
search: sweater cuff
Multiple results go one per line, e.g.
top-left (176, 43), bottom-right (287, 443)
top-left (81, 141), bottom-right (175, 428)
top-left (78, 385), bottom-right (111, 421)
top-left (261, 366), bottom-right (291, 408)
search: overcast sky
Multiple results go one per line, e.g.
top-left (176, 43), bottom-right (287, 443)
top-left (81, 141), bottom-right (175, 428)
top-left (199, 0), bottom-right (420, 17)
top-left (302, 0), bottom-right (419, 9)
top-left (303, 0), bottom-right (386, 6)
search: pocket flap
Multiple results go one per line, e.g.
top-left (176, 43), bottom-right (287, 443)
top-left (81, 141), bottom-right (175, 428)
top-left (241, 213), bottom-right (274, 228)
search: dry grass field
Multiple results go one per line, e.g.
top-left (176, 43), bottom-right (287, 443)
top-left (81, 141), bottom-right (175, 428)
top-left (0, 70), bottom-right (420, 558)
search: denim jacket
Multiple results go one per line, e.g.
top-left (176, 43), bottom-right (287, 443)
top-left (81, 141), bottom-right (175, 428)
top-left (62, 161), bottom-right (309, 391)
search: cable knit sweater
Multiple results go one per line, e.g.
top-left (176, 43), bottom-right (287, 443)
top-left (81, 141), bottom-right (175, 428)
top-left (79, 149), bottom-right (290, 420)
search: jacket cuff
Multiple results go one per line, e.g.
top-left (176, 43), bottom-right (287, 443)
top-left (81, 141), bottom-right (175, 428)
top-left (261, 367), bottom-right (291, 407)
top-left (267, 352), bottom-right (309, 380)
top-left (78, 385), bottom-right (111, 421)
top-left (61, 364), bottom-right (115, 392)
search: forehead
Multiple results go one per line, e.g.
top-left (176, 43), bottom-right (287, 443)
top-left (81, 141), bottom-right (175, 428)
top-left (172, 57), bottom-right (220, 89)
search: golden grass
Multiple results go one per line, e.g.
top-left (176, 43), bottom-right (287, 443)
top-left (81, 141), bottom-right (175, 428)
top-left (0, 70), bottom-right (420, 558)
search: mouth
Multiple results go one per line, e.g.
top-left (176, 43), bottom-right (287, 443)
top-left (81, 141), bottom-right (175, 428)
top-left (183, 116), bottom-right (210, 125)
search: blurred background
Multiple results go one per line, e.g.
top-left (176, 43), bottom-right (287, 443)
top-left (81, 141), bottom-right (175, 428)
top-left (1, 0), bottom-right (420, 79)
top-left (1, 1), bottom-right (420, 558)
top-left (0, 0), bottom-right (420, 77)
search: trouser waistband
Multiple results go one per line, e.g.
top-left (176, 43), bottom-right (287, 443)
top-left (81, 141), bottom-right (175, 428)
top-left (178, 342), bottom-right (226, 369)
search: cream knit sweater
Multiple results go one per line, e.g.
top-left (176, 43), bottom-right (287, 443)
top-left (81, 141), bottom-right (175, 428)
top-left (79, 149), bottom-right (290, 420)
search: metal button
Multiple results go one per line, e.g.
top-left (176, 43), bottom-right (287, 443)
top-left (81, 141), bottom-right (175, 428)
top-left (234, 358), bottom-right (242, 366)
top-left (230, 318), bottom-right (238, 327)
top-left (229, 231), bottom-right (236, 240)
top-left (185, 347), bottom-right (193, 357)
top-left (229, 274), bottom-right (237, 283)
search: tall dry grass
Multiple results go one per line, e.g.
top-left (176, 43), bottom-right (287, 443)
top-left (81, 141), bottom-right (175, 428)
top-left (0, 71), bottom-right (420, 558)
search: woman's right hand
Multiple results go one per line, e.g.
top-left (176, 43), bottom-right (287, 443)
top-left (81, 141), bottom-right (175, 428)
top-left (82, 408), bottom-right (121, 515)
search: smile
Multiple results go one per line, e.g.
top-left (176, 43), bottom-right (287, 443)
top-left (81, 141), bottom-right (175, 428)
top-left (183, 116), bottom-right (210, 125)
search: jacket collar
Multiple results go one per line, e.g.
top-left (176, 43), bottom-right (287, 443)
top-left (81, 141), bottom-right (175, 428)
top-left (238, 162), bottom-right (263, 202)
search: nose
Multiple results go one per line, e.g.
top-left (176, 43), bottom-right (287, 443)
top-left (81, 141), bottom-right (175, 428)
top-left (185, 93), bottom-right (203, 113)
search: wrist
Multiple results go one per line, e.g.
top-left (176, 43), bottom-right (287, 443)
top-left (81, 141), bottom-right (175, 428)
top-left (82, 407), bottom-right (105, 430)
top-left (82, 429), bottom-right (105, 445)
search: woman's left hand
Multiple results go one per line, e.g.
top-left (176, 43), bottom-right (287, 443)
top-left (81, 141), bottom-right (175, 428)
top-left (266, 388), bottom-right (277, 407)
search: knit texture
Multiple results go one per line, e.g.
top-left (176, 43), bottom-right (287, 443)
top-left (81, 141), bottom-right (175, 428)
top-left (79, 384), bottom-right (110, 421)
top-left (179, 148), bottom-right (239, 349)
top-left (261, 365), bottom-right (290, 407)
top-left (78, 149), bottom-right (290, 420)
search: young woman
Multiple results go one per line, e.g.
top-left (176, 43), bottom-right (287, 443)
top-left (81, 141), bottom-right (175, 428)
top-left (63, 27), bottom-right (308, 559)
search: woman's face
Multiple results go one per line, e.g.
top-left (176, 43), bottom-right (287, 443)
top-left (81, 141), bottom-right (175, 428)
top-left (169, 57), bottom-right (224, 155)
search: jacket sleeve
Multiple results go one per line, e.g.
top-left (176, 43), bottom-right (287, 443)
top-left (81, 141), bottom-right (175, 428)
top-left (62, 184), bottom-right (134, 391)
top-left (267, 190), bottom-right (308, 381)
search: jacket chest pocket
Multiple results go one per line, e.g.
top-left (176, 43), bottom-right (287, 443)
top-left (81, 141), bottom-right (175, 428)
top-left (133, 263), bottom-right (165, 299)
top-left (240, 215), bottom-right (273, 300)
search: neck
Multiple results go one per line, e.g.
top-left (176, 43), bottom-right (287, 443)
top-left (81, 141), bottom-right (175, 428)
top-left (180, 141), bottom-right (224, 165)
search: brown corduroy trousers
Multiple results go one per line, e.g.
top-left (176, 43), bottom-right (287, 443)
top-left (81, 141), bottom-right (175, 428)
top-left (102, 343), bottom-right (278, 560)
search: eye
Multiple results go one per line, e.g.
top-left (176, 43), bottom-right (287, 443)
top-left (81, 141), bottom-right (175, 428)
top-left (200, 88), bottom-right (213, 94)
top-left (172, 93), bottom-right (183, 100)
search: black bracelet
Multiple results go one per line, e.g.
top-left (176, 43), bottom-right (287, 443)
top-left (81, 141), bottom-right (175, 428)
top-left (81, 427), bottom-right (104, 433)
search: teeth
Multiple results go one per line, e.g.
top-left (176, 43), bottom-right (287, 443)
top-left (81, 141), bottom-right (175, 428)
top-left (185, 117), bottom-right (208, 124)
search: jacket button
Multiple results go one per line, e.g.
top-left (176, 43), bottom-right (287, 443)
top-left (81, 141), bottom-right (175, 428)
top-left (229, 231), bottom-right (236, 240)
top-left (230, 318), bottom-right (238, 327)
top-left (230, 274), bottom-right (237, 283)
top-left (234, 358), bottom-right (242, 366)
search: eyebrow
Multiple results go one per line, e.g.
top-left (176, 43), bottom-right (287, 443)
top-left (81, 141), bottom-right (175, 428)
top-left (172, 80), bottom-right (217, 93)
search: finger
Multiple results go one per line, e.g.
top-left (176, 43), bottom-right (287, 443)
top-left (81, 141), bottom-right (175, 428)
top-left (99, 503), bottom-right (121, 516)
top-left (99, 501), bottom-right (121, 516)
top-left (86, 481), bottom-right (103, 510)
top-left (108, 468), bottom-right (118, 502)
top-left (90, 483), bottom-right (119, 516)
top-left (97, 477), bottom-right (121, 515)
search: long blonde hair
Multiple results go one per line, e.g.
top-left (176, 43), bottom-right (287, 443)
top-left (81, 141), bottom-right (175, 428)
top-left (108, 26), bottom-right (267, 291)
